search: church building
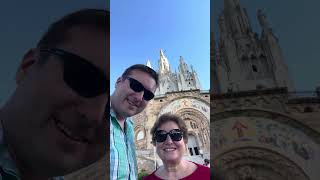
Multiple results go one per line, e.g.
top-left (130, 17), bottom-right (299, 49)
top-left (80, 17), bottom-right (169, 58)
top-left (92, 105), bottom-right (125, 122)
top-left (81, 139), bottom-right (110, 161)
top-left (212, 0), bottom-right (320, 179)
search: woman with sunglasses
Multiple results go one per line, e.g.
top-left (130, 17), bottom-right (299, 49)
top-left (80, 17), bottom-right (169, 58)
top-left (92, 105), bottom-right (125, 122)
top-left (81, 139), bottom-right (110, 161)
top-left (144, 113), bottom-right (210, 180)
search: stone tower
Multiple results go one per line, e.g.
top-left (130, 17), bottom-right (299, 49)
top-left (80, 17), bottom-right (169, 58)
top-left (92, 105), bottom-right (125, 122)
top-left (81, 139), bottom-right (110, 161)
top-left (216, 0), bottom-right (294, 93)
top-left (212, 1), bottom-right (320, 179)
top-left (155, 50), bottom-right (202, 96)
top-left (177, 56), bottom-right (202, 91)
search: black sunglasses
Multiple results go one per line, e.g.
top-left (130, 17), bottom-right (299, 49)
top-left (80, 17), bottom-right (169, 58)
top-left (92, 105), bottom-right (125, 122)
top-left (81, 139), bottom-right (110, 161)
top-left (155, 129), bottom-right (183, 143)
top-left (40, 48), bottom-right (108, 98)
top-left (126, 77), bottom-right (155, 101)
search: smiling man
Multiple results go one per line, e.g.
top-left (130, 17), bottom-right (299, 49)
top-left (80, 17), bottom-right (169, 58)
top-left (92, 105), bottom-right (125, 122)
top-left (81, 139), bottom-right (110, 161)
top-left (110, 64), bottom-right (158, 180)
top-left (0, 9), bottom-right (109, 179)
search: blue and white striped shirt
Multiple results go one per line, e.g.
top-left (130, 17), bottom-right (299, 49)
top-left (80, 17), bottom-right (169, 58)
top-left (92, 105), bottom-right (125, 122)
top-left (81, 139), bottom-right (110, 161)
top-left (110, 108), bottom-right (138, 180)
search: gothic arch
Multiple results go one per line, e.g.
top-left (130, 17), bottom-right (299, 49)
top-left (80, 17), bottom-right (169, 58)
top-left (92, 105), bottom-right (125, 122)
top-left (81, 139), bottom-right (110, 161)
top-left (134, 125), bottom-right (148, 149)
top-left (134, 125), bottom-right (146, 141)
top-left (178, 108), bottom-right (210, 152)
top-left (211, 109), bottom-right (320, 179)
top-left (157, 96), bottom-right (210, 122)
top-left (213, 147), bottom-right (310, 180)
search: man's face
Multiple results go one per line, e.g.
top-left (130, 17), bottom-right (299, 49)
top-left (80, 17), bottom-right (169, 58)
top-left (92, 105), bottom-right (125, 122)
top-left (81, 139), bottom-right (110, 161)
top-left (10, 27), bottom-right (109, 176)
top-left (112, 69), bottom-right (157, 118)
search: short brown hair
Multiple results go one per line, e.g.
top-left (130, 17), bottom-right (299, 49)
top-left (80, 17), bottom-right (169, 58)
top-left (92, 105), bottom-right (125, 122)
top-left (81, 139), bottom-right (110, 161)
top-left (150, 113), bottom-right (188, 145)
top-left (37, 9), bottom-right (109, 49)
top-left (122, 64), bottom-right (159, 87)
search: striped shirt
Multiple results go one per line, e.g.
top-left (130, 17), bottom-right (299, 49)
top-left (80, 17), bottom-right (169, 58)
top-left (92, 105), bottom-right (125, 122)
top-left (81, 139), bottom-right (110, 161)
top-left (0, 123), bottom-right (19, 180)
top-left (110, 108), bottom-right (138, 180)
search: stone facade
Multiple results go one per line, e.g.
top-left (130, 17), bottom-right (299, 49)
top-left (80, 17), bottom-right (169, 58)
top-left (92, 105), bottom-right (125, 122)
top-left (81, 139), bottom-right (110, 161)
top-left (212, 0), bottom-right (320, 179)
top-left (155, 49), bottom-right (202, 96)
top-left (211, 89), bottom-right (320, 180)
top-left (216, 0), bottom-right (294, 93)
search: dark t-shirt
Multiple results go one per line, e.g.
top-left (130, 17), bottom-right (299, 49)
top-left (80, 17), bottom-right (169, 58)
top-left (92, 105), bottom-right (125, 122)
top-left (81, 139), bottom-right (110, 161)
top-left (143, 162), bottom-right (210, 180)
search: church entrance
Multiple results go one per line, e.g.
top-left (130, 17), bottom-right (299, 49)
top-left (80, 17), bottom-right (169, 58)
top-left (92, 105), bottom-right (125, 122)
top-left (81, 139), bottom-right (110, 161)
top-left (187, 134), bottom-right (200, 156)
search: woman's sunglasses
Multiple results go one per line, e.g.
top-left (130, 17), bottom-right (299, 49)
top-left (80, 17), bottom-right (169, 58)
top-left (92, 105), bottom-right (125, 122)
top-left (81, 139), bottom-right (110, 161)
top-left (155, 129), bottom-right (183, 143)
top-left (126, 77), bottom-right (154, 101)
top-left (40, 48), bottom-right (108, 98)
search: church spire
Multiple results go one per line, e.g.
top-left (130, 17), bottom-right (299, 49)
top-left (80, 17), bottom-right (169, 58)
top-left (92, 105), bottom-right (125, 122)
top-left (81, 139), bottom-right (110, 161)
top-left (216, 0), bottom-right (294, 93)
top-left (223, 0), bottom-right (252, 36)
top-left (158, 49), bottom-right (170, 74)
top-left (178, 56), bottom-right (188, 74)
top-left (155, 50), bottom-right (202, 95)
top-left (224, 0), bottom-right (240, 9)
top-left (146, 59), bottom-right (152, 68)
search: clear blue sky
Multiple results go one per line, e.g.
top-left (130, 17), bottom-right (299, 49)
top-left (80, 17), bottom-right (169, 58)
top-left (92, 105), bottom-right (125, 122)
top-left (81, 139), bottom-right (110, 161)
top-left (110, 0), bottom-right (210, 93)
top-left (212, 0), bottom-right (320, 91)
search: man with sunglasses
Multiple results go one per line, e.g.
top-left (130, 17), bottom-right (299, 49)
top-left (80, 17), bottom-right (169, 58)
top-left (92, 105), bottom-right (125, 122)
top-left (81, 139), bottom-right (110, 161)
top-left (0, 9), bottom-right (109, 179)
top-left (110, 64), bottom-right (158, 180)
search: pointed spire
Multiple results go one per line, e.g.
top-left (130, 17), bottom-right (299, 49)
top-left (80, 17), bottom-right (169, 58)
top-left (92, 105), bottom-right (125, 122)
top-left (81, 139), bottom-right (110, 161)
top-left (146, 59), bottom-right (152, 68)
top-left (158, 49), bottom-right (170, 74)
top-left (224, 0), bottom-right (240, 11)
top-left (191, 65), bottom-right (194, 73)
top-left (160, 49), bottom-right (165, 58)
top-left (223, 0), bottom-right (252, 36)
top-left (178, 56), bottom-right (189, 74)
top-left (179, 56), bottom-right (184, 63)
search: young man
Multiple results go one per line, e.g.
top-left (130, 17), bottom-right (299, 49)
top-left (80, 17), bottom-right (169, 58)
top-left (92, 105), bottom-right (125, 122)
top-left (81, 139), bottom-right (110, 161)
top-left (0, 9), bottom-right (109, 179)
top-left (110, 64), bottom-right (158, 180)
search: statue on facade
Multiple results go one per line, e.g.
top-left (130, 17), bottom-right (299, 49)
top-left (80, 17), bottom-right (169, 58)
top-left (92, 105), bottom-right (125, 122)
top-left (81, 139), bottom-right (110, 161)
top-left (257, 9), bottom-right (271, 31)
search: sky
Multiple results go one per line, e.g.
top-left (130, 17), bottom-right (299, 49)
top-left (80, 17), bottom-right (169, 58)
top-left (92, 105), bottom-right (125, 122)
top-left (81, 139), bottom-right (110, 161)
top-left (0, 0), bottom-right (108, 106)
top-left (2, 0), bottom-right (317, 106)
top-left (212, 0), bottom-right (320, 91)
top-left (110, 0), bottom-right (210, 93)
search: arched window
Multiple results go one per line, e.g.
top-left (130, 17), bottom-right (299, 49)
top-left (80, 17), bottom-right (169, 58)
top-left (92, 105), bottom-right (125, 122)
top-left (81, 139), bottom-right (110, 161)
top-left (136, 130), bottom-right (145, 141)
top-left (252, 65), bottom-right (258, 72)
